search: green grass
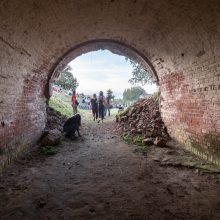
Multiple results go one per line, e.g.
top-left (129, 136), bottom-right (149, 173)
top-left (133, 135), bottom-right (145, 146)
top-left (123, 134), bottom-right (145, 146)
top-left (123, 133), bottom-right (133, 144)
top-left (49, 92), bottom-right (119, 123)
top-left (49, 93), bottom-right (73, 117)
top-left (40, 146), bottom-right (58, 156)
top-left (117, 107), bottom-right (129, 117)
top-left (122, 133), bottom-right (149, 153)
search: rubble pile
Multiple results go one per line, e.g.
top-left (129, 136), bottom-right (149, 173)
top-left (116, 96), bottom-right (170, 146)
top-left (40, 106), bottom-right (67, 146)
top-left (46, 106), bottom-right (67, 132)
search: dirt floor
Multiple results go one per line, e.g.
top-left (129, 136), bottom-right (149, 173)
top-left (1, 119), bottom-right (220, 220)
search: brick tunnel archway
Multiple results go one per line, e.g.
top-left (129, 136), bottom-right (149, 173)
top-left (0, 0), bottom-right (220, 168)
top-left (47, 39), bottom-right (159, 99)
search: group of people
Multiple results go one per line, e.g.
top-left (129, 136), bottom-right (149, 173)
top-left (63, 90), bottom-right (111, 140)
top-left (71, 90), bottom-right (111, 123)
top-left (90, 91), bottom-right (111, 122)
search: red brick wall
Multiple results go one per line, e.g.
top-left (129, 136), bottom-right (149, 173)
top-left (160, 57), bottom-right (220, 165)
top-left (0, 63), bottom-right (47, 168)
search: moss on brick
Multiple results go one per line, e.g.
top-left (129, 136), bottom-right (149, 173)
top-left (204, 134), bottom-right (220, 153)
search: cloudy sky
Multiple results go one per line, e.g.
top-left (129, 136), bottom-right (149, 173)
top-left (69, 50), bottom-right (158, 98)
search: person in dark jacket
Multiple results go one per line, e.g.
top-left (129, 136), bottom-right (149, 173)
top-left (90, 93), bottom-right (98, 121)
top-left (63, 113), bottom-right (81, 139)
top-left (98, 91), bottom-right (105, 122)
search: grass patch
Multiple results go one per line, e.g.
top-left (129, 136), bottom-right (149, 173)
top-left (133, 135), bottom-right (145, 146)
top-left (40, 146), bottom-right (58, 156)
top-left (122, 134), bottom-right (150, 154)
top-left (133, 135), bottom-right (149, 153)
top-left (49, 92), bottom-right (120, 124)
top-left (117, 107), bottom-right (129, 117)
top-left (49, 93), bottom-right (73, 117)
top-left (122, 133), bottom-right (133, 144)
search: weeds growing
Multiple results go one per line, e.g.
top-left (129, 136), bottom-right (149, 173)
top-left (40, 146), bottom-right (58, 156)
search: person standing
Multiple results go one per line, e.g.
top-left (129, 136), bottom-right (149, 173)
top-left (90, 94), bottom-right (98, 121)
top-left (98, 91), bottom-right (105, 122)
top-left (105, 95), bottom-right (111, 117)
top-left (71, 90), bottom-right (78, 115)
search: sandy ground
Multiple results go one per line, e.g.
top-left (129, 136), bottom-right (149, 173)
top-left (0, 119), bottom-right (220, 220)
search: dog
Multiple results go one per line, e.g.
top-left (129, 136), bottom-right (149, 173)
top-left (63, 113), bottom-right (81, 139)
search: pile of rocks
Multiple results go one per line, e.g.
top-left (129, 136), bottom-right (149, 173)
top-left (116, 96), bottom-right (170, 147)
top-left (40, 106), bottom-right (67, 146)
top-left (46, 106), bottom-right (67, 132)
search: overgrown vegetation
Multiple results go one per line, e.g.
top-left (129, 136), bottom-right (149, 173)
top-left (123, 86), bottom-right (146, 102)
top-left (122, 133), bottom-right (133, 144)
top-left (133, 135), bottom-right (145, 146)
top-left (40, 146), bottom-right (58, 156)
top-left (123, 133), bottom-right (150, 151)
top-left (49, 93), bottom-right (73, 117)
top-left (152, 90), bottom-right (160, 102)
top-left (125, 58), bottom-right (153, 86)
top-left (55, 65), bottom-right (79, 91)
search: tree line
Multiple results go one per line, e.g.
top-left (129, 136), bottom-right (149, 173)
top-left (54, 57), bottom-right (153, 102)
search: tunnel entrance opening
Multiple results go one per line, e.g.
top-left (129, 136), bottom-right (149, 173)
top-left (47, 40), bottom-right (159, 100)
top-left (47, 40), bottom-right (159, 127)
top-left (49, 45), bottom-right (158, 121)
top-left (46, 43), bottom-right (159, 146)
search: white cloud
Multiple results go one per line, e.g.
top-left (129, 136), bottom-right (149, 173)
top-left (68, 50), bottom-right (158, 98)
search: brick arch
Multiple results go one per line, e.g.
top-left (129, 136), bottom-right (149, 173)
top-left (0, 0), bottom-right (220, 168)
top-left (46, 39), bottom-right (158, 99)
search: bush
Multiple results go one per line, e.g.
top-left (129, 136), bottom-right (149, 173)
top-left (122, 133), bottom-right (133, 144)
top-left (153, 90), bottom-right (160, 102)
top-left (133, 135), bottom-right (145, 146)
top-left (40, 146), bottom-right (58, 156)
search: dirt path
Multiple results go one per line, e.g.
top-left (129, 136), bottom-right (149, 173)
top-left (1, 120), bottom-right (220, 220)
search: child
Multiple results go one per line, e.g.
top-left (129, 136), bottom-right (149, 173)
top-left (90, 94), bottom-right (98, 121)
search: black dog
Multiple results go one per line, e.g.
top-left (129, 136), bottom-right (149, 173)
top-left (63, 114), bottom-right (81, 139)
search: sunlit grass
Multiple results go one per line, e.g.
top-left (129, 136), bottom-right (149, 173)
top-left (49, 92), bottom-right (73, 117)
top-left (49, 92), bottom-right (118, 123)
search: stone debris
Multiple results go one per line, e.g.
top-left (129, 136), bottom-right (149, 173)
top-left (46, 106), bottom-right (67, 132)
top-left (40, 106), bottom-right (67, 146)
top-left (143, 138), bottom-right (154, 145)
top-left (116, 96), bottom-right (170, 146)
top-left (40, 128), bottom-right (62, 146)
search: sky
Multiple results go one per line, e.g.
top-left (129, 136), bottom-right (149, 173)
top-left (69, 50), bottom-right (158, 98)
